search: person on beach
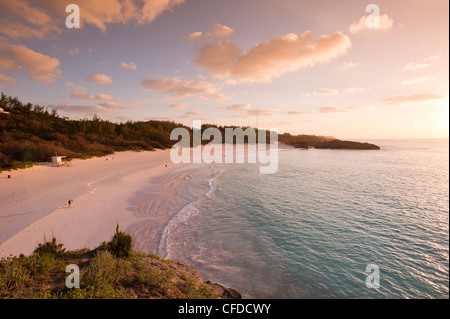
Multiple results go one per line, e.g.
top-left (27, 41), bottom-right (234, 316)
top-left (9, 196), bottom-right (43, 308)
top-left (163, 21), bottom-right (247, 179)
top-left (68, 199), bottom-right (72, 208)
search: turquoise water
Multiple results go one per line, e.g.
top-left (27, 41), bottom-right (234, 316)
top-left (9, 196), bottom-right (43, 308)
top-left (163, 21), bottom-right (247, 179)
top-left (159, 140), bottom-right (449, 298)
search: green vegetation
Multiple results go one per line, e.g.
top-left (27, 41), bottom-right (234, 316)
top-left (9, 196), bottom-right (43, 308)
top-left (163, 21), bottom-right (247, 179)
top-left (313, 139), bottom-right (381, 150)
top-left (279, 133), bottom-right (380, 150)
top-left (0, 227), bottom-right (241, 299)
top-left (33, 237), bottom-right (66, 256)
top-left (102, 224), bottom-right (133, 258)
top-left (0, 93), bottom-right (188, 171)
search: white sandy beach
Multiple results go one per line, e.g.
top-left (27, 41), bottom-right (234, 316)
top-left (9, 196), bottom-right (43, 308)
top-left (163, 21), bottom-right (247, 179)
top-left (0, 149), bottom-right (188, 257)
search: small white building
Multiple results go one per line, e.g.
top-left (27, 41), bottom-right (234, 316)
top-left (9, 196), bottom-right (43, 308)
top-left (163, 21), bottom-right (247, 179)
top-left (51, 156), bottom-right (67, 167)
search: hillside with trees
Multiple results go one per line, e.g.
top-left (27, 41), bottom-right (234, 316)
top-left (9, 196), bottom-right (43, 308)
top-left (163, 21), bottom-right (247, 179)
top-left (0, 93), bottom-right (188, 170)
top-left (0, 93), bottom-right (379, 171)
top-left (278, 133), bottom-right (380, 150)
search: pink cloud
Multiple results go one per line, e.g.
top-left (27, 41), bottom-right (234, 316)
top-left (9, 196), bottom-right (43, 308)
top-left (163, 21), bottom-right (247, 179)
top-left (230, 108), bottom-right (277, 119)
top-left (403, 62), bottom-right (431, 71)
top-left (0, 72), bottom-right (18, 87)
top-left (194, 31), bottom-right (351, 82)
top-left (167, 103), bottom-right (188, 109)
top-left (87, 74), bottom-right (113, 85)
top-left (1, 0), bottom-right (185, 38)
top-left (313, 88), bottom-right (339, 96)
top-left (142, 76), bottom-right (221, 99)
top-left (187, 23), bottom-right (235, 40)
top-left (70, 91), bottom-right (115, 101)
top-left (46, 0), bottom-right (184, 33)
top-left (120, 62), bottom-right (137, 70)
top-left (402, 76), bottom-right (434, 85)
top-left (220, 104), bottom-right (252, 111)
top-left (349, 14), bottom-right (394, 33)
top-left (66, 82), bottom-right (88, 91)
top-left (0, 41), bottom-right (62, 83)
top-left (382, 93), bottom-right (447, 106)
top-left (0, 1), bottom-right (60, 39)
top-left (54, 104), bottom-right (110, 114)
top-left (287, 110), bottom-right (313, 115)
top-left (317, 106), bottom-right (346, 113)
top-left (181, 110), bottom-right (202, 118)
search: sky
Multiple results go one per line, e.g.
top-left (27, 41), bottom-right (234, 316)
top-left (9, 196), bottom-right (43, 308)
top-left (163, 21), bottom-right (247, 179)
top-left (0, 0), bottom-right (448, 139)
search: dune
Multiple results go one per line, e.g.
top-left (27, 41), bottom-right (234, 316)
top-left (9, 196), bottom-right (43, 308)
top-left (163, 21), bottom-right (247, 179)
top-left (0, 150), bottom-right (188, 257)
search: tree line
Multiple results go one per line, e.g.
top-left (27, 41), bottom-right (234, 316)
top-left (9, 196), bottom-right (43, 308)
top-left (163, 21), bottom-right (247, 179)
top-left (0, 93), bottom-right (379, 171)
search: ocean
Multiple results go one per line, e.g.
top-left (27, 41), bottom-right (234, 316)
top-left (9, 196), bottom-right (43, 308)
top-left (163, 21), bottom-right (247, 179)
top-left (139, 139), bottom-right (449, 299)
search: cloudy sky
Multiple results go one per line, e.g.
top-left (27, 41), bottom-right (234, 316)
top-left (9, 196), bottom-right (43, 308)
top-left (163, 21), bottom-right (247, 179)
top-left (0, 0), bottom-right (448, 139)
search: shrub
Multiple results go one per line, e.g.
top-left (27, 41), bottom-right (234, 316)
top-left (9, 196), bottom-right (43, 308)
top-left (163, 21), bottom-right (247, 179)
top-left (107, 225), bottom-right (132, 258)
top-left (83, 250), bottom-right (118, 288)
top-left (0, 258), bottom-right (30, 291)
top-left (22, 253), bottom-right (58, 276)
top-left (33, 237), bottom-right (66, 256)
top-left (82, 250), bottom-right (134, 299)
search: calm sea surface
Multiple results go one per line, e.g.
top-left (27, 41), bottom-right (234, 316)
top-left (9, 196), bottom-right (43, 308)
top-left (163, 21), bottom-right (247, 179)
top-left (157, 139), bottom-right (449, 298)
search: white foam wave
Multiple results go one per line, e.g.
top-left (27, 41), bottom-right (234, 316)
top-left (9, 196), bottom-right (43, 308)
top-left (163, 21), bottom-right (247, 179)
top-left (158, 201), bottom-right (199, 258)
top-left (158, 176), bottom-right (217, 259)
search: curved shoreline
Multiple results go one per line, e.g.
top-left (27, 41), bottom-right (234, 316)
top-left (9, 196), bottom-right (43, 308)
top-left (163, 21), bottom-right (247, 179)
top-left (0, 149), bottom-right (188, 257)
